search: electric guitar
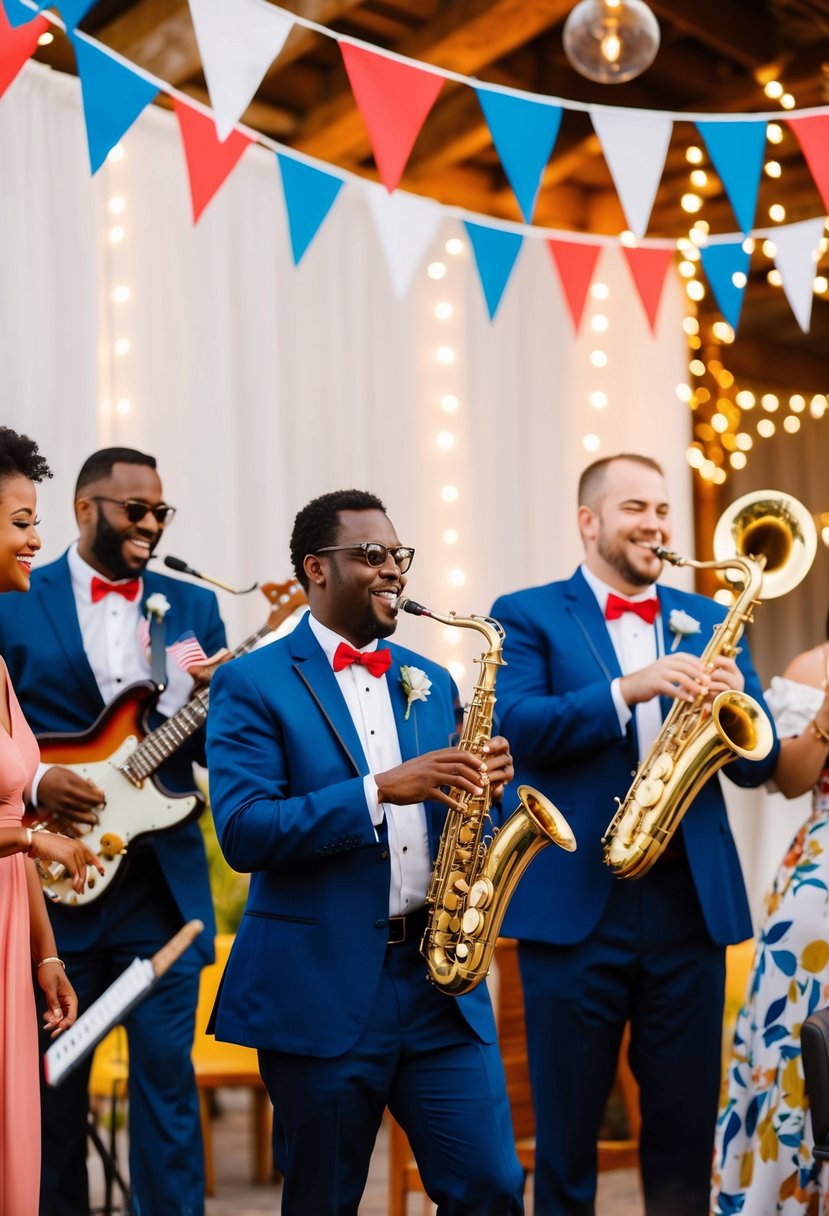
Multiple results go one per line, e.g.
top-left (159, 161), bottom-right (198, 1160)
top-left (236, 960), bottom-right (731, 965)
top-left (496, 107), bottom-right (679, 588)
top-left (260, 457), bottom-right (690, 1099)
top-left (30, 579), bottom-right (307, 907)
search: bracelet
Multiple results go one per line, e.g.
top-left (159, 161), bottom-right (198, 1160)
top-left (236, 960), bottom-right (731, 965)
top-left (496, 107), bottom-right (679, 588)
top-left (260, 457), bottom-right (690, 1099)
top-left (24, 826), bottom-right (33, 854)
top-left (37, 957), bottom-right (65, 969)
top-left (812, 719), bottom-right (829, 746)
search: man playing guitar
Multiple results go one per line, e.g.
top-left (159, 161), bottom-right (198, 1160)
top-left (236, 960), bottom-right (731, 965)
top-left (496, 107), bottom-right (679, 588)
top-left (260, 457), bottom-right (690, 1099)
top-left (0, 447), bottom-right (227, 1216)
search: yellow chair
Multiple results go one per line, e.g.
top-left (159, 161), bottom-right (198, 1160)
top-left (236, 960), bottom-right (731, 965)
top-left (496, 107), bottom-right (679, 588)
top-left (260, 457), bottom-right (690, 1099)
top-left (723, 937), bottom-right (755, 1071)
top-left (88, 1025), bottom-right (130, 1215)
top-left (191, 933), bottom-right (274, 1196)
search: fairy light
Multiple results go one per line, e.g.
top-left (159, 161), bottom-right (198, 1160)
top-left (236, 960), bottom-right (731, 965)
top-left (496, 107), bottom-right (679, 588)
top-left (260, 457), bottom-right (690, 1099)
top-left (441, 394), bottom-right (459, 413)
top-left (427, 262), bottom-right (447, 280)
top-left (444, 238), bottom-right (464, 256)
top-left (37, 30), bottom-right (53, 45)
top-left (582, 433), bottom-right (600, 452)
top-left (436, 346), bottom-right (455, 365)
top-left (434, 301), bottom-right (453, 320)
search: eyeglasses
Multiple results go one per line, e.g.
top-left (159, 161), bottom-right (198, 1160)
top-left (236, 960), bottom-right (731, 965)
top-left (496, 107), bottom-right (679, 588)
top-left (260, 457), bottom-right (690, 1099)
top-left (316, 543), bottom-right (415, 573)
top-left (89, 497), bottom-right (177, 526)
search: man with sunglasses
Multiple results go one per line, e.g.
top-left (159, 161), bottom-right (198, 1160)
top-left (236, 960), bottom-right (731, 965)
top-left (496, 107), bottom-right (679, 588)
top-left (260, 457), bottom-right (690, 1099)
top-left (0, 447), bottom-right (227, 1215)
top-left (205, 488), bottom-right (525, 1215)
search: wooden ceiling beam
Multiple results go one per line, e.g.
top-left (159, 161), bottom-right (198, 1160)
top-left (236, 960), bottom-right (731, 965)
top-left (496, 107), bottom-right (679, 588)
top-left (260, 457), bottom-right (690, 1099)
top-left (648, 0), bottom-right (778, 70)
top-left (292, 0), bottom-right (573, 162)
top-left (93, 0), bottom-right (200, 86)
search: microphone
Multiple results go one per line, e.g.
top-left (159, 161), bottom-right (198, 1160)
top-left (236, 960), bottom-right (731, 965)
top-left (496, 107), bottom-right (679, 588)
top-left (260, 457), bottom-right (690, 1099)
top-left (161, 555), bottom-right (258, 595)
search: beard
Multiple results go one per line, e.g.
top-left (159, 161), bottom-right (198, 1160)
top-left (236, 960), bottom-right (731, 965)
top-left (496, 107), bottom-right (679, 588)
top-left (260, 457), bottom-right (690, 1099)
top-left (328, 561), bottom-right (398, 643)
top-left (91, 511), bottom-right (157, 580)
top-left (596, 531), bottom-right (659, 589)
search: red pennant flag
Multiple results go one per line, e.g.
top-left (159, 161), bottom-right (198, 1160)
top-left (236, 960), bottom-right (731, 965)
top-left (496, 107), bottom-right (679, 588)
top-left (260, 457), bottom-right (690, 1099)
top-left (621, 246), bottom-right (674, 334)
top-left (546, 239), bottom-right (602, 332)
top-left (173, 98), bottom-right (254, 223)
top-left (786, 115), bottom-right (829, 213)
top-left (339, 42), bottom-right (444, 192)
top-left (0, 7), bottom-right (49, 100)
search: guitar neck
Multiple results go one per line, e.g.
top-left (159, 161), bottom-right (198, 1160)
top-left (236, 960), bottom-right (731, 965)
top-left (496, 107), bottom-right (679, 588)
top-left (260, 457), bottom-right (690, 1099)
top-left (122, 620), bottom-right (275, 781)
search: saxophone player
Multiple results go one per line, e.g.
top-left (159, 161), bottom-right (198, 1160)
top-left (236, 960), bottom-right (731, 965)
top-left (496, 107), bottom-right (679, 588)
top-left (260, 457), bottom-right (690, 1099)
top-left (205, 489), bottom-right (525, 1216)
top-left (490, 454), bottom-right (778, 1216)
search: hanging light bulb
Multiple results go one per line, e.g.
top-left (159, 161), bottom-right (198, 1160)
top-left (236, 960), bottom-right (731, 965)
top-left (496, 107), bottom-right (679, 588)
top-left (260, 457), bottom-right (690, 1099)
top-left (563, 0), bottom-right (660, 84)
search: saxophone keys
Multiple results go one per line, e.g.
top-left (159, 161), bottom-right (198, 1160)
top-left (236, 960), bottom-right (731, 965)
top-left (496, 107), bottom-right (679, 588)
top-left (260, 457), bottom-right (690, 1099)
top-left (634, 778), bottom-right (664, 808)
top-left (649, 754), bottom-right (674, 780)
top-left (461, 907), bottom-right (484, 936)
top-left (468, 877), bottom-right (494, 909)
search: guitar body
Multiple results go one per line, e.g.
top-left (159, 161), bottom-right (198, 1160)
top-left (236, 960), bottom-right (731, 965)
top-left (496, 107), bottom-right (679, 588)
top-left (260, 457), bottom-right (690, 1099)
top-left (31, 682), bottom-right (202, 908)
top-left (29, 578), bottom-right (307, 909)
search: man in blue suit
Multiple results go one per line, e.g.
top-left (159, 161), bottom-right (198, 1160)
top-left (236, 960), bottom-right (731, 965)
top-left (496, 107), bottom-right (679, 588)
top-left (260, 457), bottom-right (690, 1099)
top-left (0, 447), bottom-right (226, 1215)
top-left (490, 454), bottom-right (778, 1216)
top-left (206, 488), bottom-right (525, 1215)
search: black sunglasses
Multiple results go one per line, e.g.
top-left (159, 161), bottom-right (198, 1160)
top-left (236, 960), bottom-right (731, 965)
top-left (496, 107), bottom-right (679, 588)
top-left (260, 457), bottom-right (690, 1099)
top-left (316, 543), bottom-right (415, 573)
top-left (89, 497), bottom-right (177, 526)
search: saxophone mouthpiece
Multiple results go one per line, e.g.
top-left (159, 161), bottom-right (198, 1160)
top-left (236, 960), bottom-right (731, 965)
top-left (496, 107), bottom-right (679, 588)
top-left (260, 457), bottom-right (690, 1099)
top-left (394, 596), bottom-right (430, 617)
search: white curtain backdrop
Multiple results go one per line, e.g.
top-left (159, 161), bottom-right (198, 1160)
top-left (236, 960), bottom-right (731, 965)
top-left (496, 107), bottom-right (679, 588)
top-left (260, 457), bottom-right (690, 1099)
top-left (0, 60), bottom-right (782, 925)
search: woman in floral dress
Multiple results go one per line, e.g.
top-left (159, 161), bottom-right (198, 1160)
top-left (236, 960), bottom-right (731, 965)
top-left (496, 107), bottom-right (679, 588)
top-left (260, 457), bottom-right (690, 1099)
top-left (712, 634), bottom-right (829, 1216)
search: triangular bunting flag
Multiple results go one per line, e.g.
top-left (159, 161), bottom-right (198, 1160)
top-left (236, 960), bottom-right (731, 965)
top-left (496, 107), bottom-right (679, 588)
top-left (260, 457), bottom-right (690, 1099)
top-left (621, 246), bottom-right (674, 334)
top-left (590, 107), bottom-right (673, 238)
top-left (475, 87), bottom-right (562, 223)
top-left (173, 98), bottom-right (254, 223)
top-left (276, 152), bottom-right (344, 265)
top-left (463, 221), bottom-right (523, 320)
top-left (786, 115), bottom-right (829, 214)
top-left (1, 0), bottom-right (45, 28)
top-left (57, 0), bottom-right (95, 30)
top-left (188, 0), bottom-right (292, 142)
top-left (0, 4), bottom-right (47, 98)
top-left (71, 34), bottom-right (158, 174)
top-left (696, 120), bottom-right (767, 235)
top-left (770, 217), bottom-right (824, 333)
top-left (546, 239), bottom-right (602, 331)
top-left (365, 184), bottom-right (443, 298)
top-left (339, 41), bottom-right (444, 193)
top-left (699, 241), bottom-right (751, 330)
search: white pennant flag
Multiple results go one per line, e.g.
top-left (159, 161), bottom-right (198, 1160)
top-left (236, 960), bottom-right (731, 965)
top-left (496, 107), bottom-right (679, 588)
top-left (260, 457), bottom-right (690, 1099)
top-left (366, 186), bottom-right (443, 299)
top-left (188, 0), bottom-right (293, 140)
top-left (590, 106), bottom-right (673, 239)
top-left (771, 217), bottom-right (824, 333)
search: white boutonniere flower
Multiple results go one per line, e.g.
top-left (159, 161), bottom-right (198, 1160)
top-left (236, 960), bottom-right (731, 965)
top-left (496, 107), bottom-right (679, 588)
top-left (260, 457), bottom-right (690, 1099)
top-left (145, 592), bottom-right (171, 621)
top-left (668, 608), bottom-right (701, 652)
top-left (400, 665), bottom-right (432, 720)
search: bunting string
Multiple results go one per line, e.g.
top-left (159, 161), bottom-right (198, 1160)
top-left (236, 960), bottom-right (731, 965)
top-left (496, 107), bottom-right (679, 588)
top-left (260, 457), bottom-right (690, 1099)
top-left (1, 0), bottom-right (827, 329)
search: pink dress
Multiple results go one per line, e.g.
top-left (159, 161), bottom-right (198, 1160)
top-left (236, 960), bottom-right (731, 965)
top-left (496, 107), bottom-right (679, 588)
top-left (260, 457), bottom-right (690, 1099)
top-left (0, 671), bottom-right (42, 1214)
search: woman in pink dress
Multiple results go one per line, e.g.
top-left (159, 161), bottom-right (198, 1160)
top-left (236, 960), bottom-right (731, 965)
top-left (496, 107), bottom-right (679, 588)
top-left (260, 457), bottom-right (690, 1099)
top-left (0, 427), bottom-right (103, 1214)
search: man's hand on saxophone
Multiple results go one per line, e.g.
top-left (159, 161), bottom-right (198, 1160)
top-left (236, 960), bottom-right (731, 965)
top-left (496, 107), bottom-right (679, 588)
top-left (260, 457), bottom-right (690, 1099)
top-left (375, 736), bottom-right (514, 808)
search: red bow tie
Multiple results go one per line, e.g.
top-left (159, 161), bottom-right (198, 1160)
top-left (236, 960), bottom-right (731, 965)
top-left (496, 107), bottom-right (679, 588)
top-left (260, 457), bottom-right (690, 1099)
top-left (333, 642), bottom-right (392, 678)
top-left (605, 593), bottom-right (659, 624)
top-left (90, 576), bottom-right (141, 604)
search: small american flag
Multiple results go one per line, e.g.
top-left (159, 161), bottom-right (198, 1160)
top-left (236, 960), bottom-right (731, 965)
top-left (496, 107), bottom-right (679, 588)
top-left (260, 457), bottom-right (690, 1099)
top-left (167, 631), bottom-right (208, 672)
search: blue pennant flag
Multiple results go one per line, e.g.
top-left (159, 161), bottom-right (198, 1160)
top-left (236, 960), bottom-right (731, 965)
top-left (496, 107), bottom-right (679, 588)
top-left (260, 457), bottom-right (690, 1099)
top-left (72, 35), bottom-right (158, 174)
top-left (58, 0), bottom-right (94, 29)
top-left (276, 153), bottom-right (344, 265)
top-left (463, 221), bottom-right (523, 320)
top-left (1, 0), bottom-right (45, 27)
top-left (696, 120), bottom-right (767, 235)
top-left (475, 87), bottom-right (562, 223)
top-left (699, 241), bottom-right (751, 330)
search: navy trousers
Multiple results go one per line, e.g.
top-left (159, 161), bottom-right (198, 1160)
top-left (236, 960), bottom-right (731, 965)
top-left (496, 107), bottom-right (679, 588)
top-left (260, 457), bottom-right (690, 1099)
top-left (258, 929), bottom-right (525, 1216)
top-left (518, 855), bottom-right (725, 1216)
top-left (39, 853), bottom-right (205, 1216)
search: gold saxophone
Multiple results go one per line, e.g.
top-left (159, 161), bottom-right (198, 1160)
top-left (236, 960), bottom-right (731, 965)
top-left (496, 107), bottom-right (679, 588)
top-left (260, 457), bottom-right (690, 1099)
top-left (602, 490), bottom-right (817, 880)
top-left (396, 595), bottom-right (576, 995)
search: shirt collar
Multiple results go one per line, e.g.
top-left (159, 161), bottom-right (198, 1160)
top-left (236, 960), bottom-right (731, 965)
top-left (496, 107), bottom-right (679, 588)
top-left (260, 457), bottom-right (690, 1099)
top-left (68, 541), bottom-right (145, 607)
top-left (580, 563), bottom-right (660, 613)
top-left (308, 613), bottom-right (380, 669)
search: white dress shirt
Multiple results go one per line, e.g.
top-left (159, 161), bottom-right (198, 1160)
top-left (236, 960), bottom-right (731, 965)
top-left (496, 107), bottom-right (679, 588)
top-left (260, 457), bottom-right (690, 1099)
top-left (308, 614), bottom-right (430, 916)
top-left (581, 564), bottom-right (664, 759)
top-left (31, 544), bottom-right (196, 803)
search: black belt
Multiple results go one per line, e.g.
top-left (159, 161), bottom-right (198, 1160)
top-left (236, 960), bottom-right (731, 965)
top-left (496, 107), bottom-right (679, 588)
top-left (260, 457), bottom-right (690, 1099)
top-left (386, 905), bottom-right (428, 946)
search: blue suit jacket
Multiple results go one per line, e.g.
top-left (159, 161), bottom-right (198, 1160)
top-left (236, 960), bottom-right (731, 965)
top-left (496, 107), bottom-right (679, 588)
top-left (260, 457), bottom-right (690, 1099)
top-left (206, 611), bottom-right (498, 1056)
top-left (491, 570), bottom-right (778, 948)
top-left (0, 550), bottom-right (226, 961)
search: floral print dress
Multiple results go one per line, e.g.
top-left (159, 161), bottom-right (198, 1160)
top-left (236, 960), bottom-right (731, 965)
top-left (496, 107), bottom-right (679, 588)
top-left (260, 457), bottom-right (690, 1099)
top-left (712, 677), bottom-right (829, 1216)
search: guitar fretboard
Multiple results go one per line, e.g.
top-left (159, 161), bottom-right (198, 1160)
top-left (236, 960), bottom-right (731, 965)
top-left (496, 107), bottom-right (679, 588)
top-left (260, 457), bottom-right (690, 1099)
top-left (120, 620), bottom-right (275, 781)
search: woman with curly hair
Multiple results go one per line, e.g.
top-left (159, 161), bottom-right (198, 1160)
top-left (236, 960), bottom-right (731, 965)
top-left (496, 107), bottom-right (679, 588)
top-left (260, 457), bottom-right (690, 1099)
top-left (0, 426), bottom-right (102, 1214)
